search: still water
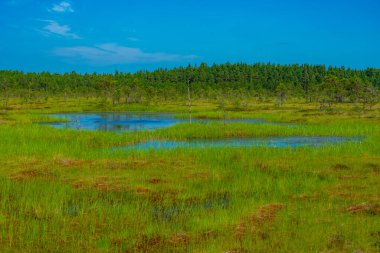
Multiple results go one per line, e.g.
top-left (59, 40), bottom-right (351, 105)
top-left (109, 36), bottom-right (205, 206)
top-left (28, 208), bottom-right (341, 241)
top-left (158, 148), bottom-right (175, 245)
top-left (44, 112), bottom-right (268, 132)
top-left (121, 136), bottom-right (361, 150)
top-left (43, 113), bottom-right (361, 150)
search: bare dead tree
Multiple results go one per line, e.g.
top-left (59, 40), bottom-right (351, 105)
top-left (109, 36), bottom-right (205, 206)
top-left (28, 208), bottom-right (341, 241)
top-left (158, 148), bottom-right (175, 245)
top-left (187, 78), bottom-right (192, 124)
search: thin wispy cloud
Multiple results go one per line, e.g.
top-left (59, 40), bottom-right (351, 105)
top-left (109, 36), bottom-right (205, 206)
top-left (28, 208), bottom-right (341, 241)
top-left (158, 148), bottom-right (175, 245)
top-left (6, 0), bottom-right (18, 5)
top-left (5, 0), bottom-right (33, 6)
top-left (50, 1), bottom-right (73, 13)
top-left (128, 37), bottom-right (140, 42)
top-left (41, 20), bottom-right (80, 39)
top-left (54, 43), bottom-right (198, 65)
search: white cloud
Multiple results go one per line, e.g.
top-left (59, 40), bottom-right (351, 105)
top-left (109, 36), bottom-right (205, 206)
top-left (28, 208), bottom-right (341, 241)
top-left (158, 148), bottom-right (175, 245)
top-left (50, 1), bottom-right (73, 13)
top-left (42, 20), bottom-right (80, 39)
top-left (54, 43), bottom-right (198, 65)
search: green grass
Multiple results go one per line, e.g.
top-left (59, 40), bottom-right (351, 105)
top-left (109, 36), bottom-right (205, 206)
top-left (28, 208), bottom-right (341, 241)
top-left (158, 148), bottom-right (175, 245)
top-left (0, 98), bottom-right (379, 252)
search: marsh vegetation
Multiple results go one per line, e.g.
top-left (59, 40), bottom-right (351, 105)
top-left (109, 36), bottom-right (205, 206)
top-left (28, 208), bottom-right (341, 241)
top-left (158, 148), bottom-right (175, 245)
top-left (0, 64), bottom-right (379, 252)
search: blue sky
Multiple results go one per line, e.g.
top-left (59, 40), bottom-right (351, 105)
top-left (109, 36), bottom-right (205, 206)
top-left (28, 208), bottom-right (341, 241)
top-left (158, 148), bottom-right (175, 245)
top-left (0, 0), bottom-right (379, 73)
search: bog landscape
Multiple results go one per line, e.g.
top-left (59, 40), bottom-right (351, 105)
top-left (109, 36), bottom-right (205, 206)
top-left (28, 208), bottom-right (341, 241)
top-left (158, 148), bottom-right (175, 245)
top-left (0, 64), bottom-right (379, 252)
top-left (1, 1), bottom-right (379, 252)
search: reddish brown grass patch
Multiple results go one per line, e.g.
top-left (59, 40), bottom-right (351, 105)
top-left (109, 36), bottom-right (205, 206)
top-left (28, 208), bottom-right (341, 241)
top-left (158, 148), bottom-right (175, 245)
top-left (251, 203), bottom-right (285, 225)
top-left (72, 177), bottom-right (128, 192)
top-left (134, 235), bottom-right (164, 252)
top-left (148, 178), bottom-right (162, 184)
top-left (168, 232), bottom-right (189, 247)
top-left (234, 203), bottom-right (285, 242)
top-left (347, 203), bottom-right (380, 215)
top-left (332, 164), bottom-right (351, 170)
top-left (9, 169), bottom-right (54, 181)
top-left (136, 187), bottom-right (150, 194)
top-left (195, 230), bottom-right (218, 243)
top-left (235, 222), bottom-right (247, 241)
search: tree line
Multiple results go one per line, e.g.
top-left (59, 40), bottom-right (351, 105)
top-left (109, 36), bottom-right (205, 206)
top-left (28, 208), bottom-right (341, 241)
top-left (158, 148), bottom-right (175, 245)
top-left (0, 63), bottom-right (379, 109)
